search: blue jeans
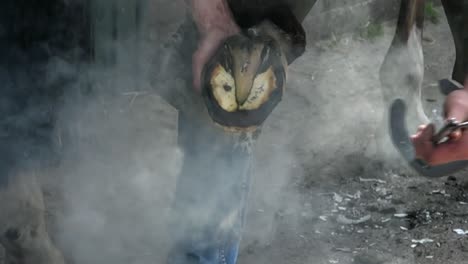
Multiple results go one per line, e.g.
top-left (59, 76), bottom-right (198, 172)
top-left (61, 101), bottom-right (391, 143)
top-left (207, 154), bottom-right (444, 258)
top-left (159, 17), bottom-right (257, 263)
top-left (166, 113), bottom-right (255, 264)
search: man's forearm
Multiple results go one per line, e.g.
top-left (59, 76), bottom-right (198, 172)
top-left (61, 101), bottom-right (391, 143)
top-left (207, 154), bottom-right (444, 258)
top-left (186, 0), bottom-right (238, 35)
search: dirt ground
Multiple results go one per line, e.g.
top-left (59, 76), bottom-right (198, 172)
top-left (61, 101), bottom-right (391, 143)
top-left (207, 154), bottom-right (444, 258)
top-left (38, 4), bottom-right (468, 264)
top-left (239, 6), bottom-right (468, 264)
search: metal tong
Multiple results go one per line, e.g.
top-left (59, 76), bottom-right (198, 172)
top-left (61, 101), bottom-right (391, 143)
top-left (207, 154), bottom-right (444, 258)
top-left (433, 118), bottom-right (468, 145)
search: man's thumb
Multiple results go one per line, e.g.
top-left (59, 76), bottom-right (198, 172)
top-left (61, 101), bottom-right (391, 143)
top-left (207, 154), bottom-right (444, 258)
top-left (192, 34), bottom-right (228, 92)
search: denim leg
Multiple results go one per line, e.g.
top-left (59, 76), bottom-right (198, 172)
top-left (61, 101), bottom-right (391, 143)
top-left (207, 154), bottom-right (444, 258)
top-left (158, 11), bottom-right (265, 264)
top-left (167, 112), bottom-right (257, 264)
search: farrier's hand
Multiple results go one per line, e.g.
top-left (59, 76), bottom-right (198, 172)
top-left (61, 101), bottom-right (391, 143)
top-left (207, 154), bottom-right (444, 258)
top-left (411, 85), bottom-right (468, 165)
top-left (190, 0), bottom-right (240, 92)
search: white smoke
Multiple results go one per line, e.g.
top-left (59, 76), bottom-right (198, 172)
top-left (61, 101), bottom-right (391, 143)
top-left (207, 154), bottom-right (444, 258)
top-left (34, 1), bottom-right (455, 264)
